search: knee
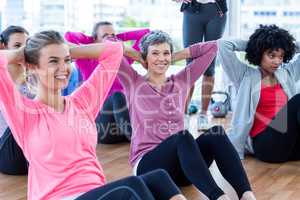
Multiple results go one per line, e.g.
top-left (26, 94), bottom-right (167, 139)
top-left (204, 126), bottom-right (229, 143)
top-left (149, 169), bottom-right (170, 179)
top-left (178, 130), bottom-right (194, 143)
top-left (124, 176), bottom-right (144, 187)
top-left (208, 125), bottom-right (226, 135)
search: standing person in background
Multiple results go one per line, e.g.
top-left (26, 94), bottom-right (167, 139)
top-left (0, 25), bottom-right (32, 175)
top-left (173, 0), bottom-right (227, 130)
top-left (65, 22), bottom-right (150, 144)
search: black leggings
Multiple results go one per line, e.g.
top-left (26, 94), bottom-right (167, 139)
top-left (253, 93), bottom-right (300, 163)
top-left (95, 92), bottom-right (132, 144)
top-left (0, 128), bottom-right (28, 175)
top-left (76, 169), bottom-right (181, 200)
top-left (137, 126), bottom-right (251, 200)
top-left (183, 3), bottom-right (227, 76)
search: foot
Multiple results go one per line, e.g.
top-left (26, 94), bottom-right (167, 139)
top-left (241, 191), bottom-right (256, 200)
top-left (197, 113), bottom-right (209, 131)
top-left (217, 194), bottom-right (231, 200)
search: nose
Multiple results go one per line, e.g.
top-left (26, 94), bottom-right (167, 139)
top-left (59, 61), bottom-right (69, 71)
top-left (158, 53), bottom-right (166, 61)
top-left (273, 58), bottom-right (282, 65)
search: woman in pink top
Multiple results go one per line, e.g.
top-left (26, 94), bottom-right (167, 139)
top-left (0, 30), bottom-right (186, 200)
top-left (65, 21), bottom-right (150, 144)
top-left (118, 30), bottom-right (256, 200)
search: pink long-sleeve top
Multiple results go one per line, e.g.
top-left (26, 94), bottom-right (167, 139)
top-left (64, 29), bottom-right (150, 97)
top-left (0, 42), bottom-right (123, 200)
top-left (117, 41), bottom-right (218, 166)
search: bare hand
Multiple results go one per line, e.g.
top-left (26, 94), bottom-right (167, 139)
top-left (15, 47), bottom-right (26, 66)
top-left (136, 55), bottom-right (147, 69)
top-left (6, 47), bottom-right (26, 66)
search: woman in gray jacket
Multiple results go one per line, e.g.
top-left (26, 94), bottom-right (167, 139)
top-left (218, 24), bottom-right (300, 163)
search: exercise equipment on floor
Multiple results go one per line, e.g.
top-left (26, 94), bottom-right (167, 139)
top-left (210, 91), bottom-right (230, 118)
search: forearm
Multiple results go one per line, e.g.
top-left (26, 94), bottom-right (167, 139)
top-left (64, 31), bottom-right (93, 45)
top-left (0, 50), bottom-right (22, 65)
top-left (124, 46), bottom-right (140, 61)
top-left (69, 43), bottom-right (113, 59)
top-left (117, 28), bottom-right (150, 41)
top-left (173, 41), bottom-right (218, 63)
top-left (225, 39), bottom-right (248, 52)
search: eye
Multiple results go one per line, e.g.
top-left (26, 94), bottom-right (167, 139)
top-left (268, 54), bottom-right (275, 58)
top-left (49, 59), bottom-right (59, 64)
top-left (164, 52), bottom-right (170, 56)
top-left (152, 52), bottom-right (159, 55)
top-left (65, 58), bottom-right (72, 64)
top-left (14, 44), bottom-right (21, 48)
top-left (102, 33), bottom-right (109, 38)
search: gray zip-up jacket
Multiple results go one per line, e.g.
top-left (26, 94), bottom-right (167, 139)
top-left (217, 39), bottom-right (300, 159)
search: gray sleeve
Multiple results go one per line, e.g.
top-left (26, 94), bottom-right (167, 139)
top-left (217, 39), bottom-right (249, 87)
top-left (284, 42), bottom-right (300, 82)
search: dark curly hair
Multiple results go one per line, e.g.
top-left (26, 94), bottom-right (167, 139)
top-left (245, 24), bottom-right (296, 66)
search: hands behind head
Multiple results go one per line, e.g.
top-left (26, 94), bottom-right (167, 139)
top-left (123, 45), bottom-right (147, 69)
top-left (5, 46), bottom-right (26, 67)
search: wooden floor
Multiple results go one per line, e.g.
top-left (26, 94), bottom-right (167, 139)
top-left (1, 114), bottom-right (300, 200)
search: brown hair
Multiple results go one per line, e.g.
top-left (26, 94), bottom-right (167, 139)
top-left (24, 30), bottom-right (65, 65)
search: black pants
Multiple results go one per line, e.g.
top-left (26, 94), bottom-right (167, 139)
top-left (137, 126), bottom-right (251, 200)
top-left (76, 169), bottom-right (181, 200)
top-left (95, 92), bottom-right (132, 144)
top-left (183, 3), bottom-right (227, 76)
top-left (0, 128), bottom-right (28, 175)
top-left (253, 93), bottom-right (300, 163)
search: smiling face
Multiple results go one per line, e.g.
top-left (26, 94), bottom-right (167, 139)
top-left (260, 48), bottom-right (284, 74)
top-left (34, 43), bottom-right (72, 92)
top-left (6, 32), bottom-right (28, 49)
top-left (146, 42), bottom-right (172, 76)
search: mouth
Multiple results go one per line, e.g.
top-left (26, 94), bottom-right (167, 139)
top-left (54, 74), bottom-right (69, 80)
top-left (155, 64), bottom-right (168, 69)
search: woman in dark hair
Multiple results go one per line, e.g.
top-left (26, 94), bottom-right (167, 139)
top-left (0, 25), bottom-right (29, 48)
top-left (218, 24), bottom-right (300, 163)
top-left (0, 30), bottom-right (186, 200)
top-left (0, 25), bottom-right (32, 175)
